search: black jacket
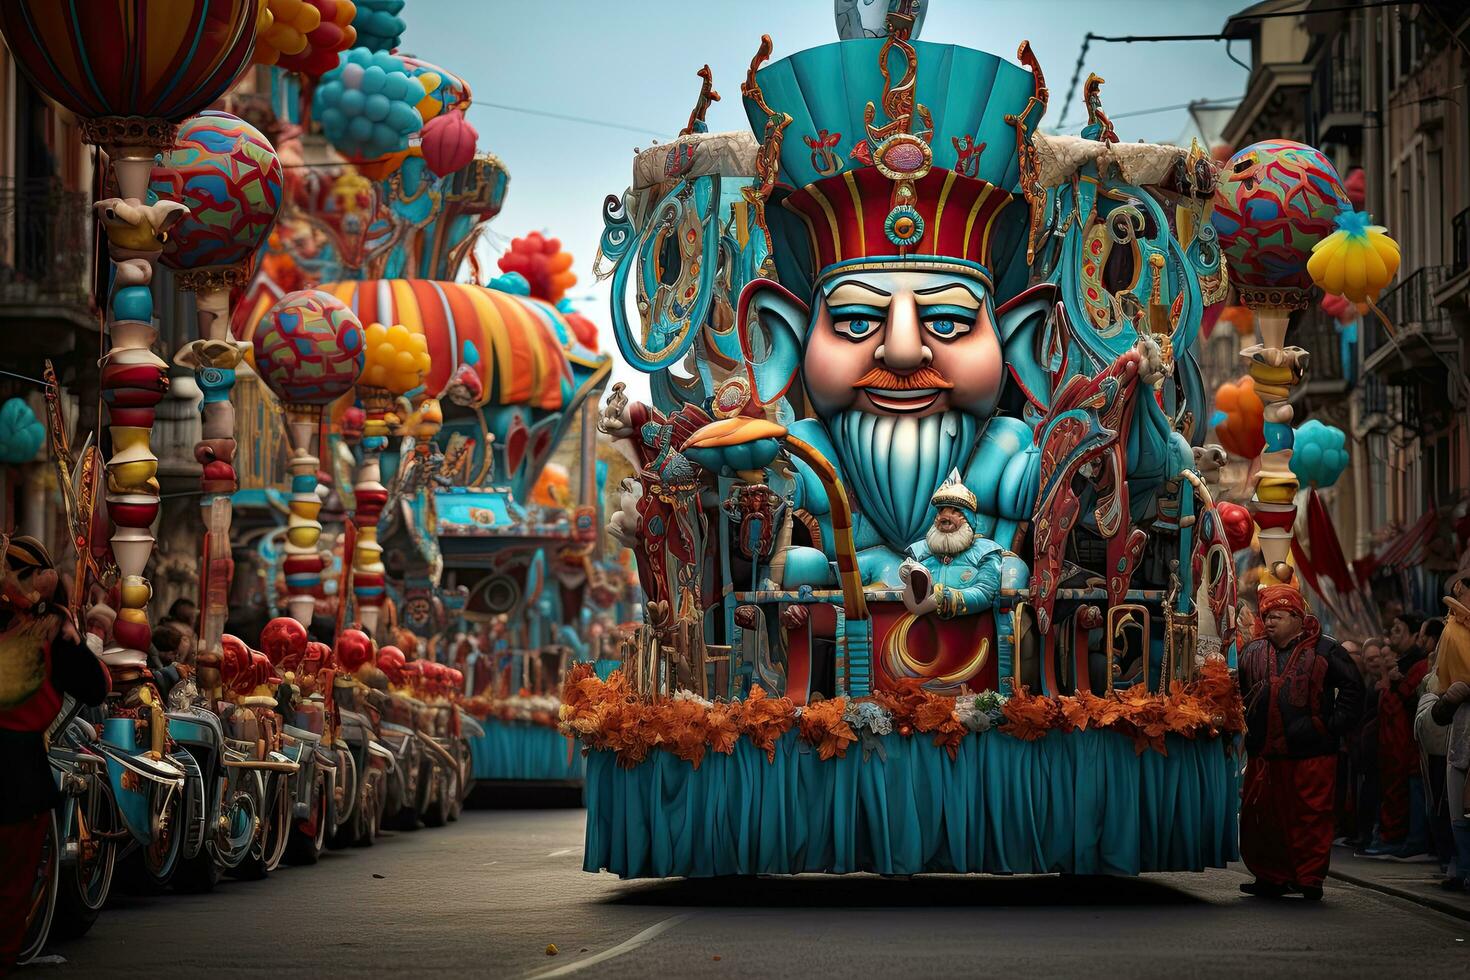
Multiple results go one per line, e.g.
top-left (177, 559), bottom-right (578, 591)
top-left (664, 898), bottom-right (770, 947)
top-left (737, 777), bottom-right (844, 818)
top-left (1239, 633), bottom-right (1364, 759)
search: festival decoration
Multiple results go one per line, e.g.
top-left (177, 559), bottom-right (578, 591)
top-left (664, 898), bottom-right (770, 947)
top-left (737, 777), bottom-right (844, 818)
top-left (312, 47), bottom-right (424, 160)
top-left (334, 627), bottom-right (375, 673)
top-left (420, 110), bottom-right (479, 177)
top-left (273, 278), bottom-right (607, 500)
top-left (254, 0), bottom-right (324, 66)
top-left (1319, 292), bottom-right (1357, 324)
top-left (1217, 501), bottom-right (1255, 553)
top-left (1216, 304), bottom-right (1255, 336)
top-left (1212, 376), bottom-right (1266, 461)
top-left (0, 397), bottom-right (44, 464)
top-left (497, 232), bottom-right (577, 305)
top-left (253, 290), bottom-right (366, 623)
top-left (0, 0), bottom-right (260, 669)
top-left (152, 110), bottom-right (285, 672)
top-left (1214, 138), bottom-right (1398, 584)
top-left (350, 322), bottom-right (430, 636)
top-left (353, 0), bottom-right (407, 52)
top-left (1306, 210), bottom-right (1401, 305)
top-left (276, 0), bottom-right (358, 77)
top-left (1289, 420), bottom-right (1350, 490)
top-left (561, 659), bottom-right (1244, 767)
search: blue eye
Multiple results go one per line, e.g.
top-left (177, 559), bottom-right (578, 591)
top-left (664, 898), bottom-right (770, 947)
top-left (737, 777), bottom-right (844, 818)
top-left (919, 304), bottom-right (977, 340)
top-left (828, 303), bottom-right (886, 342)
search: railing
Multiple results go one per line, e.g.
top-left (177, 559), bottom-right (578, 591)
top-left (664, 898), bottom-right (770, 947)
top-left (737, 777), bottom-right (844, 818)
top-left (1293, 307), bottom-right (1348, 384)
top-left (0, 177), bottom-right (93, 308)
top-left (1359, 373), bottom-right (1388, 418)
top-left (1310, 39), bottom-right (1363, 134)
top-left (1361, 265), bottom-right (1452, 363)
top-left (1452, 207), bottom-right (1469, 276)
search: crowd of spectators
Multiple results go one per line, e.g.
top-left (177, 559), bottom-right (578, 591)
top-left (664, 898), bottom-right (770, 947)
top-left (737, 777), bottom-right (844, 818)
top-left (1336, 576), bottom-right (1470, 893)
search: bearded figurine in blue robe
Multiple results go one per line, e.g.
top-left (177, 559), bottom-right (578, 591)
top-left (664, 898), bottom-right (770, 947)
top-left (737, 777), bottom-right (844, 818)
top-left (898, 470), bottom-right (1002, 618)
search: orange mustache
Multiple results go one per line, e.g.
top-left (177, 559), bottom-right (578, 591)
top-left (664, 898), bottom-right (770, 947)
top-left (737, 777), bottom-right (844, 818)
top-left (852, 365), bottom-right (953, 391)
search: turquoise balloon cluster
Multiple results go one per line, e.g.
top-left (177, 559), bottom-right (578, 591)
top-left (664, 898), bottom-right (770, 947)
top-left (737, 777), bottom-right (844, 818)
top-left (353, 0), bottom-right (407, 53)
top-left (313, 48), bottom-right (422, 159)
top-left (0, 397), bottom-right (44, 463)
top-left (1290, 419), bottom-right (1350, 489)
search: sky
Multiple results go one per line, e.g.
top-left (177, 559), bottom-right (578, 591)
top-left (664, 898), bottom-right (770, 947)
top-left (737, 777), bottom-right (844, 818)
top-left (400, 0), bottom-right (1254, 400)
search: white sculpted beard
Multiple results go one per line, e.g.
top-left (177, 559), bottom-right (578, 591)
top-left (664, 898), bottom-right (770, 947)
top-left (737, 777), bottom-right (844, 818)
top-left (826, 409), bottom-right (978, 551)
top-left (926, 521), bottom-right (975, 556)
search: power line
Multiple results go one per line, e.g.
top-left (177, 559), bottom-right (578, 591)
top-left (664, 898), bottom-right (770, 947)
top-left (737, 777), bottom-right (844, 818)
top-left (469, 100), bottom-right (666, 139)
top-left (1107, 97), bottom-right (1241, 122)
top-left (1056, 1), bottom-right (1421, 127)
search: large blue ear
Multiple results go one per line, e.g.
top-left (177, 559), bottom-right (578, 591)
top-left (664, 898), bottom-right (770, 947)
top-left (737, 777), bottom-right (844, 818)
top-left (997, 283), bottom-right (1059, 413)
top-left (738, 278), bottom-right (809, 407)
top-left (604, 175), bottom-right (723, 372)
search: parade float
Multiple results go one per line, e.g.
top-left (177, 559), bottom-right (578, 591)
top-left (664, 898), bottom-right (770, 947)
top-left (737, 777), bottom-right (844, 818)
top-left (226, 26), bottom-right (615, 799)
top-left (571, 1), bottom-right (1395, 879)
top-left (0, 2), bottom-right (613, 957)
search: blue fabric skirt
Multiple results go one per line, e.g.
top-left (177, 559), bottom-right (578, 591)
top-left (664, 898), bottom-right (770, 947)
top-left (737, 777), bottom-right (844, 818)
top-left (582, 729), bottom-right (1240, 877)
top-left (469, 719), bottom-right (585, 782)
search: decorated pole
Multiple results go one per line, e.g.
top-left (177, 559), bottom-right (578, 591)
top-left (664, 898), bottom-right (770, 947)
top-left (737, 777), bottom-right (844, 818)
top-left (1213, 139), bottom-right (1399, 588)
top-left (251, 290), bottom-right (366, 626)
top-left (352, 323), bottom-right (431, 637)
top-left (152, 110), bottom-right (284, 687)
top-left (0, 0), bottom-right (260, 670)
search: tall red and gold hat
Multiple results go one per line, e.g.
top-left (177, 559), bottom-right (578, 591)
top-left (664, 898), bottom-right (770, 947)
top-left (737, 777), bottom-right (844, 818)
top-left (741, 6), bottom-right (1046, 290)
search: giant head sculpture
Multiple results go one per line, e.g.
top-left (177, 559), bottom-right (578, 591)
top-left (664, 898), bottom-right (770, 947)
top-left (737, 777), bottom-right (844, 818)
top-left (732, 17), bottom-right (1047, 549)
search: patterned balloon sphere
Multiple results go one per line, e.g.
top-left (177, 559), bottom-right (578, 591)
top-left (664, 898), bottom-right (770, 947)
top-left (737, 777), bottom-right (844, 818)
top-left (253, 290), bottom-right (365, 406)
top-left (1212, 139), bottom-right (1350, 308)
top-left (153, 111), bottom-right (284, 276)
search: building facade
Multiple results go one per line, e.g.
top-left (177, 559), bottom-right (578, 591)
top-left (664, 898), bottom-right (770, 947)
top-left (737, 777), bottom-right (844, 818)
top-left (0, 43), bottom-right (96, 561)
top-left (1217, 0), bottom-right (1470, 614)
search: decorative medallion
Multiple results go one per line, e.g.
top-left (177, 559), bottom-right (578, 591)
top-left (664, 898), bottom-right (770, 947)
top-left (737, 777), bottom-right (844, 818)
top-left (885, 205), bottom-right (925, 247)
top-left (712, 377), bottom-right (752, 418)
top-left (873, 133), bottom-right (932, 182)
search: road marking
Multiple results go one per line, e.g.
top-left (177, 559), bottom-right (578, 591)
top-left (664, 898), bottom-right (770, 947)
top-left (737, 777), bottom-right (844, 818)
top-left (547, 847), bottom-right (580, 857)
top-left (526, 914), bottom-right (694, 979)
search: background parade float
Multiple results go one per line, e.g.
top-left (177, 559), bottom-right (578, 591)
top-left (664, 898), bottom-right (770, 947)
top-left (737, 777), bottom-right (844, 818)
top-left (0, 0), bottom-right (629, 961)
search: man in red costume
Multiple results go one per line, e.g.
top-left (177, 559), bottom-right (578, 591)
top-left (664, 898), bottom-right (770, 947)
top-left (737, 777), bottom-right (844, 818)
top-left (1238, 584), bottom-right (1363, 900)
top-left (0, 536), bottom-right (110, 969)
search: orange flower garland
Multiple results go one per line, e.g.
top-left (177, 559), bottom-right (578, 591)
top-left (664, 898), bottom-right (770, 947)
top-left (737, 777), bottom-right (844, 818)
top-left (560, 659), bottom-right (1245, 765)
top-left (796, 697), bottom-right (857, 762)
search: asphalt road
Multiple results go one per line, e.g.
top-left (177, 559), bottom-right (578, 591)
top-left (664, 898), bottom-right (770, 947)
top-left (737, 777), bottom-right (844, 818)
top-left (39, 806), bottom-right (1469, 979)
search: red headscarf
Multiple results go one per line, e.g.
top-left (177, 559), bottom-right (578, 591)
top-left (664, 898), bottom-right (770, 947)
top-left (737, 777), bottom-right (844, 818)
top-left (1258, 584), bottom-right (1307, 619)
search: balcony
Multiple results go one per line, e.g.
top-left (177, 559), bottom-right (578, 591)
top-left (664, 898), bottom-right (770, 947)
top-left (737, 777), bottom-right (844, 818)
top-left (1308, 39), bottom-right (1364, 144)
top-left (1355, 373), bottom-right (1389, 436)
top-left (1362, 265), bottom-right (1457, 377)
top-left (1436, 207), bottom-right (1470, 307)
top-left (1291, 306), bottom-right (1352, 416)
top-left (0, 177), bottom-right (96, 353)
